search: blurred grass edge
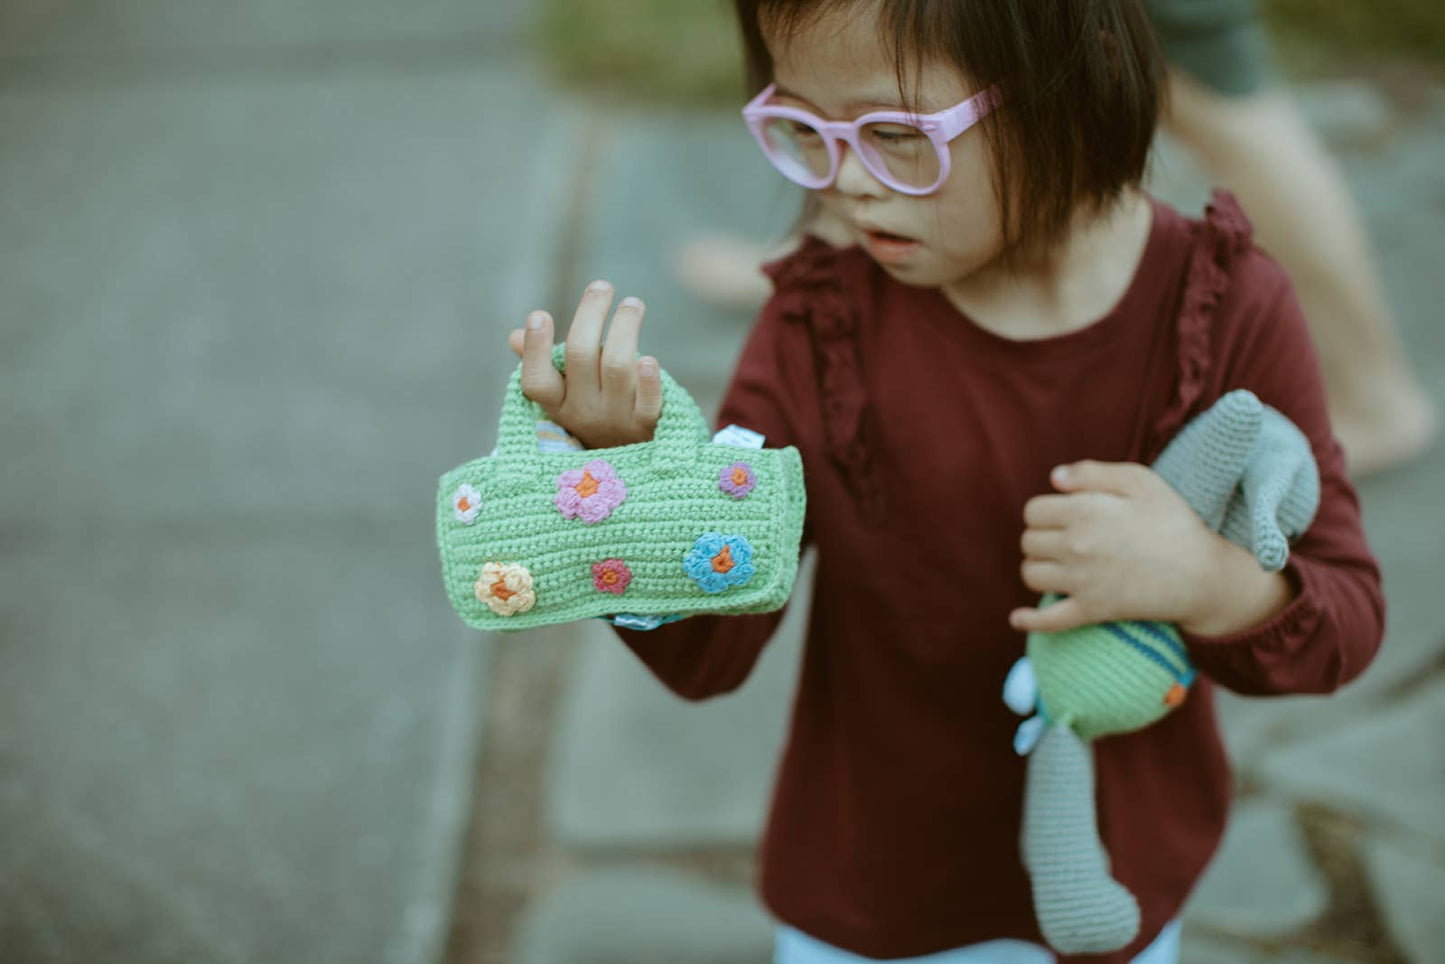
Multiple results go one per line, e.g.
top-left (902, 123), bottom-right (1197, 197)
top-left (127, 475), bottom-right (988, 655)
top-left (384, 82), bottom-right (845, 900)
top-left (539, 0), bottom-right (745, 108)
top-left (539, 0), bottom-right (1445, 108)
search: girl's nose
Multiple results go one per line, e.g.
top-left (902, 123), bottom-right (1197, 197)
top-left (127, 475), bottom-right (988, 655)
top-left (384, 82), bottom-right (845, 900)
top-left (833, 142), bottom-right (889, 199)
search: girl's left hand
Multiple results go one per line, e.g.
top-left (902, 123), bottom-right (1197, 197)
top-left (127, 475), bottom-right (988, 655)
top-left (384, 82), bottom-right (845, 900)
top-left (1011, 461), bottom-right (1223, 634)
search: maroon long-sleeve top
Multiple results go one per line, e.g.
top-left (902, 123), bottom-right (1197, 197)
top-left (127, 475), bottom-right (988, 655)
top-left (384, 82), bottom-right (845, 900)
top-left (613, 194), bottom-right (1385, 962)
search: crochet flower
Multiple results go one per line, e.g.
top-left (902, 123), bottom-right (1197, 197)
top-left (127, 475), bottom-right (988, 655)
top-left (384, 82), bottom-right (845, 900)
top-left (591, 558), bottom-right (632, 596)
top-left (684, 533), bottom-right (756, 594)
top-left (474, 562), bottom-right (536, 616)
top-left (452, 483), bottom-right (482, 524)
top-left (555, 459), bottom-right (627, 524)
top-left (718, 461), bottom-right (757, 499)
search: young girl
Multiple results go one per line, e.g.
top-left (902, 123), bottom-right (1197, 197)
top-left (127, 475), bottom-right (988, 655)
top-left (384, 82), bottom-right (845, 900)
top-left (504, 1), bottom-right (1384, 961)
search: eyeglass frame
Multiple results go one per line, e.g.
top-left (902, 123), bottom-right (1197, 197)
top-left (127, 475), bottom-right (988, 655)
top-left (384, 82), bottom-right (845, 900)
top-left (741, 82), bottom-right (1002, 196)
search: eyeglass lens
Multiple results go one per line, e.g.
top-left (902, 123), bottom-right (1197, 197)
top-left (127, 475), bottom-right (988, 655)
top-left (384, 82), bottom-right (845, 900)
top-left (759, 116), bottom-right (941, 189)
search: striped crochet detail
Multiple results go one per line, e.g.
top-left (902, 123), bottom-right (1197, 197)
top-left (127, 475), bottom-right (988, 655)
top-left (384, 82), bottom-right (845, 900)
top-left (1101, 623), bottom-right (1187, 677)
top-left (1028, 613), bottom-right (1193, 741)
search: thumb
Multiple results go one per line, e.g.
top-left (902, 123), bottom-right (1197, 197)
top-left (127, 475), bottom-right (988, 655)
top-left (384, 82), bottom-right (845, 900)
top-left (1050, 460), bottom-right (1146, 497)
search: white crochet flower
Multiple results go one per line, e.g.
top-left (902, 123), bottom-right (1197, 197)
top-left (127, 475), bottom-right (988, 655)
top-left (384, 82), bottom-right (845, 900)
top-left (452, 483), bottom-right (482, 524)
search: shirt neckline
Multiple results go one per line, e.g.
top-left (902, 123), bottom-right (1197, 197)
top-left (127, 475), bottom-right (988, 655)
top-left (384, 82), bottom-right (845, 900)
top-left (910, 196), bottom-right (1179, 362)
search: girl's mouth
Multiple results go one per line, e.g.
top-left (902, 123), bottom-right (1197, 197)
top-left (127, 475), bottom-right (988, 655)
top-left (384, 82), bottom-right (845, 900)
top-left (862, 228), bottom-right (920, 264)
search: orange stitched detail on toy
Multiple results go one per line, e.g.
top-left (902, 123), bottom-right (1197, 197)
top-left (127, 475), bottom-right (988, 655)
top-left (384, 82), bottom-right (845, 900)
top-left (731, 466), bottom-right (750, 486)
top-left (491, 579), bottom-right (516, 602)
top-left (711, 545), bottom-right (735, 573)
top-left (456, 496), bottom-right (472, 511)
top-left (601, 570), bottom-right (618, 585)
top-left (575, 471), bottom-right (600, 499)
top-left (1164, 683), bottom-right (1188, 709)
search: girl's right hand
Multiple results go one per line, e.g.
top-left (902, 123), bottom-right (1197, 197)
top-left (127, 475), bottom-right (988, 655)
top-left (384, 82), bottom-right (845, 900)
top-left (505, 281), bottom-right (663, 450)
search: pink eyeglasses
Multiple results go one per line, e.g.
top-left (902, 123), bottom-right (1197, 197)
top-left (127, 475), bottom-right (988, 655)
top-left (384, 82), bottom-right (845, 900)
top-left (742, 83), bottom-right (1001, 196)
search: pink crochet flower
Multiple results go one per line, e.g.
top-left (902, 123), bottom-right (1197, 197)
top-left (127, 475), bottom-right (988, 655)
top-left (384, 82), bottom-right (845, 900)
top-left (555, 459), bottom-right (627, 524)
top-left (591, 558), bottom-right (632, 596)
top-left (719, 461), bottom-right (756, 499)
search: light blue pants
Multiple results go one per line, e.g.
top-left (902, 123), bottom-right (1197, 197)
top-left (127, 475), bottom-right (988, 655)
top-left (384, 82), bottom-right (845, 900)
top-left (775, 919), bottom-right (1182, 964)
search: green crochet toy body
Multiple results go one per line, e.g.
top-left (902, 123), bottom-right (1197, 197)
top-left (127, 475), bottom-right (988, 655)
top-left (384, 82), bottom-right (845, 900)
top-left (437, 345), bottom-right (807, 632)
top-left (1007, 389), bottom-right (1321, 954)
top-left (1027, 614), bottom-right (1194, 739)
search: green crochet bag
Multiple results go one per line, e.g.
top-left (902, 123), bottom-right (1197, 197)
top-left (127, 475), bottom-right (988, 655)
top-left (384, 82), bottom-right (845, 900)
top-left (437, 345), bottom-right (807, 632)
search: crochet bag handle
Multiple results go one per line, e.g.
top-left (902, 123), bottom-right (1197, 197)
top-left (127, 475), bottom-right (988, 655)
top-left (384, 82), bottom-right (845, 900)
top-left (493, 343), bottom-right (710, 484)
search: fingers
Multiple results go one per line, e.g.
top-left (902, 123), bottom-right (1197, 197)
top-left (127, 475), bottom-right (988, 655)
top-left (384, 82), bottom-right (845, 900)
top-left (519, 311), bottom-right (565, 410)
top-left (1020, 528), bottom-right (1067, 560)
top-left (508, 328), bottom-right (525, 357)
top-left (635, 356), bottom-right (662, 425)
top-left (601, 296), bottom-right (644, 399)
top-left (1051, 460), bottom-right (1149, 496)
top-left (1020, 559), bottom-right (1070, 596)
top-left (1010, 596), bottom-right (1086, 634)
top-left (565, 281), bottom-right (615, 394)
top-left (1022, 494), bottom-right (1073, 529)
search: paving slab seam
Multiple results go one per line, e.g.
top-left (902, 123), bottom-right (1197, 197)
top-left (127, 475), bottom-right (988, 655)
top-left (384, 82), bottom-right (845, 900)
top-left (442, 106), bottom-right (606, 964)
top-left (398, 629), bottom-right (490, 964)
top-left (1289, 804), bottom-right (1411, 963)
top-left (1228, 641), bottom-right (1445, 778)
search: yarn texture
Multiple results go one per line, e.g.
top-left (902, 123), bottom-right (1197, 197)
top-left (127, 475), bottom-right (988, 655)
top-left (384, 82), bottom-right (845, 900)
top-left (437, 345), bottom-right (808, 632)
top-left (1015, 389), bottom-right (1321, 954)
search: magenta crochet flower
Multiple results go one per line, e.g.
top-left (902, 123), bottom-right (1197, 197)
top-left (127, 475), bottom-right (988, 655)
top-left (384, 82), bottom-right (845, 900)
top-left (554, 459), bottom-right (627, 524)
top-left (591, 558), bottom-right (632, 596)
top-left (719, 461), bottom-right (756, 499)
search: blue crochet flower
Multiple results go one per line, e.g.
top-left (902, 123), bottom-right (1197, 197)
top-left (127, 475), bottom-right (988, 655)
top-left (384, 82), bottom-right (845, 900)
top-left (684, 533), bottom-right (756, 594)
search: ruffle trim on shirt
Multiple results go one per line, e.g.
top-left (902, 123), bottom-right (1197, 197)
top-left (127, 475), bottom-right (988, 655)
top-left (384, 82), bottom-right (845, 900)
top-left (1151, 190), bottom-right (1255, 449)
top-left (764, 237), bottom-right (884, 521)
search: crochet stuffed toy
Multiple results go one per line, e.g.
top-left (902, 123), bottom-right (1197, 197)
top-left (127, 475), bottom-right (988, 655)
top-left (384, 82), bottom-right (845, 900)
top-left (1002, 389), bottom-right (1321, 954)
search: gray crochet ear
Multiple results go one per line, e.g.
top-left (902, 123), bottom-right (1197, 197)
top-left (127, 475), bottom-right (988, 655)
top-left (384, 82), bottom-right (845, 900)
top-left (1152, 390), bottom-right (1263, 531)
top-left (1219, 406), bottom-right (1321, 571)
top-left (1021, 725), bottom-right (1140, 954)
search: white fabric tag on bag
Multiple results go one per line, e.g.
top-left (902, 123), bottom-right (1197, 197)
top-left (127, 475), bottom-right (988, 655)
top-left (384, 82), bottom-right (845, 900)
top-left (713, 424), bottom-right (765, 449)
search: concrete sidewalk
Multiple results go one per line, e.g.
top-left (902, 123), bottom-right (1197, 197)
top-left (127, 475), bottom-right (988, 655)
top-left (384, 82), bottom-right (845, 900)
top-left (0, 4), bottom-right (566, 962)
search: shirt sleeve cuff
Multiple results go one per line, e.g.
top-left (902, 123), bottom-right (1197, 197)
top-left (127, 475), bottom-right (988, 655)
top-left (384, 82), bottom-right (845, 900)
top-left (1180, 556), bottom-right (1323, 653)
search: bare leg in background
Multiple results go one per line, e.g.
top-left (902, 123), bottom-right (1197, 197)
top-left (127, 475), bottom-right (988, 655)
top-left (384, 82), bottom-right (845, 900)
top-left (1162, 71), bottom-right (1436, 477)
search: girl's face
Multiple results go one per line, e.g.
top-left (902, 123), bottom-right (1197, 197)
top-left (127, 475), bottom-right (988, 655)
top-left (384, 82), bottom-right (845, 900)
top-left (764, 7), bottom-right (1005, 288)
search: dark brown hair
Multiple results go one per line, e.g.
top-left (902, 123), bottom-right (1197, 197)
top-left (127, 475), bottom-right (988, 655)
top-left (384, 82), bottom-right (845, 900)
top-left (736, 0), bottom-right (1164, 259)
